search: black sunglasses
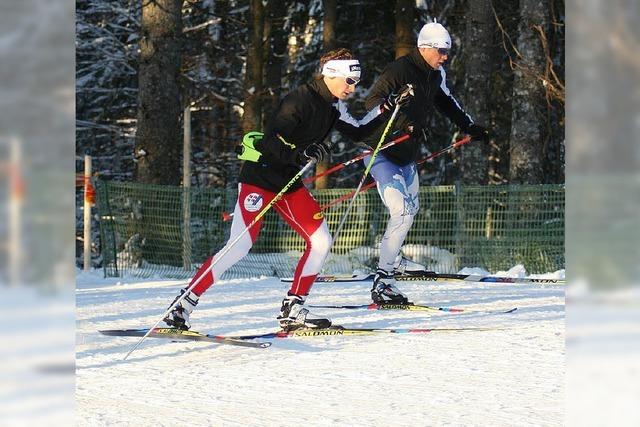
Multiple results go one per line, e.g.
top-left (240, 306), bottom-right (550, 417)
top-left (345, 77), bottom-right (360, 86)
top-left (424, 44), bottom-right (451, 56)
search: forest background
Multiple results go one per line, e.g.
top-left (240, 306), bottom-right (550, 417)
top-left (76, 0), bottom-right (565, 190)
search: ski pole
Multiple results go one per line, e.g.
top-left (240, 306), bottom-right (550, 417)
top-left (320, 134), bottom-right (472, 211)
top-left (302, 133), bottom-right (410, 184)
top-left (220, 133), bottom-right (410, 222)
top-left (331, 103), bottom-right (402, 247)
top-left (123, 159), bottom-right (318, 360)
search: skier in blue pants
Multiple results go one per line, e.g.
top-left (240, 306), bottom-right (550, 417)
top-left (364, 22), bottom-right (490, 304)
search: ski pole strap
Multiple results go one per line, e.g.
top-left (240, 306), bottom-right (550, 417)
top-left (236, 131), bottom-right (264, 162)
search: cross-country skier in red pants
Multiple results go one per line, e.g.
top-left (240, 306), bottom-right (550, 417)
top-left (164, 48), bottom-right (413, 331)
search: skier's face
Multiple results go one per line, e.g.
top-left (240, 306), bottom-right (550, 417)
top-left (419, 47), bottom-right (450, 69)
top-left (325, 76), bottom-right (357, 100)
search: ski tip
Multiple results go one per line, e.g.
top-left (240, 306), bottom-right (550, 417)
top-left (259, 342), bottom-right (272, 348)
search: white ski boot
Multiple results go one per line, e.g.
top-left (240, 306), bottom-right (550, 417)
top-left (163, 288), bottom-right (199, 330)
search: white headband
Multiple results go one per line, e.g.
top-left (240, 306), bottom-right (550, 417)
top-left (321, 59), bottom-right (361, 79)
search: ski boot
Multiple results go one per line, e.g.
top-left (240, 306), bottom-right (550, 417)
top-left (371, 268), bottom-right (410, 305)
top-left (394, 255), bottom-right (430, 275)
top-left (277, 292), bottom-right (331, 331)
top-left (163, 288), bottom-right (199, 330)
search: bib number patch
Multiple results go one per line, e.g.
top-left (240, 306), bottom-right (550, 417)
top-left (243, 193), bottom-right (263, 212)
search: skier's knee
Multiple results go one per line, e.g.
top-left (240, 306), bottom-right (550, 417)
top-left (389, 210), bottom-right (416, 223)
top-left (404, 211), bottom-right (417, 227)
top-left (388, 203), bottom-right (419, 220)
top-left (386, 212), bottom-right (416, 236)
top-left (309, 225), bottom-right (332, 256)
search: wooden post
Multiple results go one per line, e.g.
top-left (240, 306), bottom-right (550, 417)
top-left (454, 181), bottom-right (464, 273)
top-left (182, 106), bottom-right (192, 271)
top-left (83, 155), bottom-right (92, 271)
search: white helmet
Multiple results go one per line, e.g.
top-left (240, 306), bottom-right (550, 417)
top-left (417, 22), bottom-right (452, 49)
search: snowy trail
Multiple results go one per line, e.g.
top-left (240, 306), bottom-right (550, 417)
top-left (76, 271), bottom-right (564, 426)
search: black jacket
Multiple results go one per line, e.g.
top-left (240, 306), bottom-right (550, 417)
top-left (364, 48), bottom-right (474, 166)
top-left (240, 79), bottom-right (388, 192)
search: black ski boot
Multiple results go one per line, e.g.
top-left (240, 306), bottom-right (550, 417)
top-left (277, 292), bottom-right (331, 331)
top-left (371, 269), bottom-right (410, 304)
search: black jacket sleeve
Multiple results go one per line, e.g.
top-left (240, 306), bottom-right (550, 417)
top-left (433, 68), bottom-right (474, 131)
top-left (361, 63), bottom-right (413, 149)
top-left (334, 100), bottom-right (389, 141)
top-left (364, 64), bottom-right (405, 112)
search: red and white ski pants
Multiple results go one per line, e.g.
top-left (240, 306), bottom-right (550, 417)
top-left (189, 183), bottom-right (332, 297)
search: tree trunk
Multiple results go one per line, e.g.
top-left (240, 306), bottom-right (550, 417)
top-left (242, 0), bottom-right (265, 135)
top-left (322, 0), bottom-right (337, 52)
top-left (135, 0), bottom-right (183, 185)
top-left (460, 0), bottom-right (494, 184)
top-left (263, 0), bottom-right (287, 125)
top-left (315, 0), bottom-right (337, 190)
top-left (395, 0), bottom-right (415, 58)
top-left (508, 0), bottom-right (549, 184)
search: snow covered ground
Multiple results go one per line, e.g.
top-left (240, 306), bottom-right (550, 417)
top-left (0, 286), bottom-right (75, 426)
top-left (566, 284), bottom-right (640, 426)
top-left (76, 267), bottom-right (564, 426)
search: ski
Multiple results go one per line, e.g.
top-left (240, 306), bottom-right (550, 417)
top-left (399, 272), bottom-right (565, 285)
top-left (221, 325), bottom-right (498, 340)
top-left (281, 271), bottom-right (564, 285)
top-left (99, 328), bottom-right (272, 349)
top-left (309, 302), bottom-right (517, 315)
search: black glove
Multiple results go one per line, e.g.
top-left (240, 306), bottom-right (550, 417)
top-left (382, 84), bottom-right (415, 112)
top-left (466, 124), bottom-right (490, 143)
top-left (296, 141), bottom-right (330, 165)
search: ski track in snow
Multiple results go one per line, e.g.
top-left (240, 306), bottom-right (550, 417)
top-left (76, 272), bottom-right (564, 426)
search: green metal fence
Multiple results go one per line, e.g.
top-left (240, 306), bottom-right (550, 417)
top-left (95, 180), bottom-right (564, 278)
